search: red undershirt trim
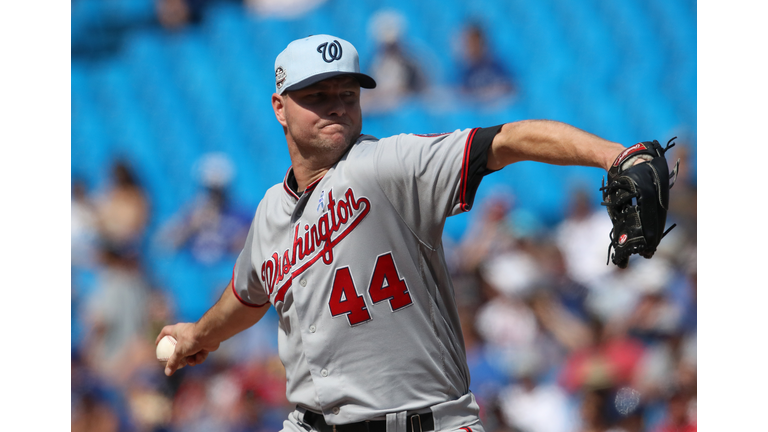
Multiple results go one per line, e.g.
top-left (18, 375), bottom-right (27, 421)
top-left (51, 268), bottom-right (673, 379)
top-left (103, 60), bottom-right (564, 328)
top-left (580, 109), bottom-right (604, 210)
top-left (282, 168), bottom-right (299, 199)
top-left (304, 176), bottom-right (323, 193)
top-left (459, 128), bottom-right (480, 212)
top-left (282, 167), bottom-right (324, 198)
top-left (231, 264), bottom-right (269, 308)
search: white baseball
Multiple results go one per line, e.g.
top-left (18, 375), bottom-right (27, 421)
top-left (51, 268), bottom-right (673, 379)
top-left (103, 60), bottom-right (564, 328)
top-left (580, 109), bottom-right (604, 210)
top-left (156, 335), bottom-right (177, 362)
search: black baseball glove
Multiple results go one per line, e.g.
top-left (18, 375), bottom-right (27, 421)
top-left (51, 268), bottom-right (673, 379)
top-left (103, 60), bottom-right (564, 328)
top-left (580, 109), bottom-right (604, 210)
top-left (600, 138), bottom-right (680, 268)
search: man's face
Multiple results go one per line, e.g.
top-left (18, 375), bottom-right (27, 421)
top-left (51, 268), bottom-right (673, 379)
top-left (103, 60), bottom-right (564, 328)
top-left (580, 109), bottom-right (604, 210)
top-left (275, 76), bottom-right (363, 156)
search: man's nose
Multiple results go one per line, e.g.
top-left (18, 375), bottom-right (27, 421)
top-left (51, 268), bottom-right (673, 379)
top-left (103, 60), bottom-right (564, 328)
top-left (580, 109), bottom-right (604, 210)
top-left (327, 93), bottom-right (346, 116)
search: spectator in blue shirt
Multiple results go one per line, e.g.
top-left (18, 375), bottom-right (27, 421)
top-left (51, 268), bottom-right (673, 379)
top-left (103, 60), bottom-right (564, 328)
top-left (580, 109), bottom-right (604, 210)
top-left (458, 24), bottom-right (516, 102)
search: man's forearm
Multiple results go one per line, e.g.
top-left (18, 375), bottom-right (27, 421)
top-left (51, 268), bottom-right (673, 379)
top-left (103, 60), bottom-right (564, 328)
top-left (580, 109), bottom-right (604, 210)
top-left (194, 281), bottom-right (269, 346)
top-left (158, 281), bottom-right (269, 376)
top-left (487, 120), bottom-right (626, 171)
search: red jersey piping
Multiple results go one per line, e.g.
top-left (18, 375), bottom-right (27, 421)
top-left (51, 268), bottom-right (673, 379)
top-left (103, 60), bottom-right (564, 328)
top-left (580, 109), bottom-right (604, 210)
top-left (459, 128), bottom-right (480, 212)
top-left (231, 263), bottom-right (269, 308)
top-left (283, 167), bottom-right (325, 198)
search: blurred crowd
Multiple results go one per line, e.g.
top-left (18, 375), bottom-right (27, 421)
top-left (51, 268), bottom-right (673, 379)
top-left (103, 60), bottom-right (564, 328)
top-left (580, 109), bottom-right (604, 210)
top-left (71, 153), bottom-right (283, 432)
top-left (71, 142), bottom-right (696, 432)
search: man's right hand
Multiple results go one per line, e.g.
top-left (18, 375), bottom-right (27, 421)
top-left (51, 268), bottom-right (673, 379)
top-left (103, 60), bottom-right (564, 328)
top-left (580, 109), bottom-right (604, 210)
top-left (155, 281), bottom-right (271, 377)
top-left (155, 322), bottom-right (221, 376)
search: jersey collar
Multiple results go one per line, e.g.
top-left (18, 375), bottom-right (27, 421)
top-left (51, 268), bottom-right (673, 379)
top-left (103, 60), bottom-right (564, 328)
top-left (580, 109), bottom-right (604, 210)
top-left (283, 168), bottom-right (323, 200)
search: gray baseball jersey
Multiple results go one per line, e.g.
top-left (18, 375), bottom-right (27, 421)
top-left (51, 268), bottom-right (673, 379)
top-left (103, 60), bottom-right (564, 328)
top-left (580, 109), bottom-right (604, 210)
top-left (233, 125), bottom-right (501, 429)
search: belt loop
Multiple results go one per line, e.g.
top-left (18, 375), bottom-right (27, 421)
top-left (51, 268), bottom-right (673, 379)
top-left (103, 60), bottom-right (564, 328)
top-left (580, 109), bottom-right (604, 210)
top-left (410, 414), bottom-right (423, 432)
top-left (333, 426), bottom-right (336, 432)
top-left (386, 412), bottom-right (408, 432)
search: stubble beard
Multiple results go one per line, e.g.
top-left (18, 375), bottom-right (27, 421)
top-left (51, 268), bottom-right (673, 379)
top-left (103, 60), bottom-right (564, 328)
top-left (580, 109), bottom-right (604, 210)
top-left (291, 121), bottom-right (361, 165)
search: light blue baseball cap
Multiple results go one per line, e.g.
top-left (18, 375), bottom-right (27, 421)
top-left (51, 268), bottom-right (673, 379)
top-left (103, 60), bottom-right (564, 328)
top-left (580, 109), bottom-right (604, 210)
top-left (274, 34), bottom-right (377, 95)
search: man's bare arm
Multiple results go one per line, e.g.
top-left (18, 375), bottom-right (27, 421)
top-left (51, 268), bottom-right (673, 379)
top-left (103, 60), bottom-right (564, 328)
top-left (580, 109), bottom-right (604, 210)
top-left (487, 120), bottom-right (626, 171)
top-left (156, 281), bottom-right (269, 376)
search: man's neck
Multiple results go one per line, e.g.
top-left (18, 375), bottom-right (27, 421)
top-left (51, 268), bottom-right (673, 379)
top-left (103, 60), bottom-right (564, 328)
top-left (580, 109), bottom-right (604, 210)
top-left (286, 137), bottom-right (357, 192)
top-left (292, 166), bottom-right (329, 193)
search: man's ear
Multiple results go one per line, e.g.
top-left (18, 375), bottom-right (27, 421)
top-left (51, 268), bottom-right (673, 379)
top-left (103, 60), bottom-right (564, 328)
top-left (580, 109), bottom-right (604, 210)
top-left (272, 93), bottom-right (288, 127)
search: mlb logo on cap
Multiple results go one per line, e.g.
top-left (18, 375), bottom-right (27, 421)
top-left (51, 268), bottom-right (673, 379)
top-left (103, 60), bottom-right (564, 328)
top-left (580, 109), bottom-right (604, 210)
top-left (274, 35), bottom-right (377, 94)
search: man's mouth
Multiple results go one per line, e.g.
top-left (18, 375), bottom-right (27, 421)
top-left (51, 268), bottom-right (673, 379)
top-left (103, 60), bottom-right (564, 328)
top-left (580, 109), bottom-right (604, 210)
top-left (320, 122), bottom-right (347, 130)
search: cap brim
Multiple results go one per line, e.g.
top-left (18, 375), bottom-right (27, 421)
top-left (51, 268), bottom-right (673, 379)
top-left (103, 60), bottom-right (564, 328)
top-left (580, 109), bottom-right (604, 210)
top-left (281, 72), bottom-right (377, 94)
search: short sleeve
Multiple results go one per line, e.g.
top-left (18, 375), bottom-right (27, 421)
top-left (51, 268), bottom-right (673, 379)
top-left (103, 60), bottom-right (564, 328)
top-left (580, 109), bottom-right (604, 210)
top-left (460, 125), bottom-right (503, 211)
top-left (232, 221), bottom-right (270, 307)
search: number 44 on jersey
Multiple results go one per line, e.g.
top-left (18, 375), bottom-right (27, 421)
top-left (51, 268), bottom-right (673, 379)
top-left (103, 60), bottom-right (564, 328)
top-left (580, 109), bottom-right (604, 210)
top-left (328, 252), bottom-right (412, 326)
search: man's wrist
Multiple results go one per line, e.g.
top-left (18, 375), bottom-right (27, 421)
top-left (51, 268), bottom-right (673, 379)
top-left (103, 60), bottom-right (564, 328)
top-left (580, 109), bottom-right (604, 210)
top-left (604, 147), bottom-right (625, 172)
top-left (191, 320), bottom-right (212, 347)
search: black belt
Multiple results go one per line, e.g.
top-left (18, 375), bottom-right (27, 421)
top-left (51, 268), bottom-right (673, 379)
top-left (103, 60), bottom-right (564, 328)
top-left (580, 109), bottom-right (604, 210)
top-left (301, 409), bottom-right (434, 432)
